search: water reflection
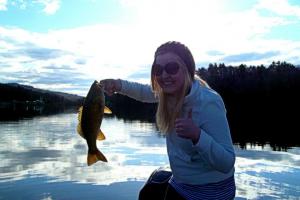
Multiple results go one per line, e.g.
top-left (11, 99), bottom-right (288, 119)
top-left (0, 113), bottom-right (299, 200)
top-left (234, 145), bottom-right (300, 199)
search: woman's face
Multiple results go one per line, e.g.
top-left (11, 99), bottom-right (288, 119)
top-left (153, 52), bottom-right (186, 95)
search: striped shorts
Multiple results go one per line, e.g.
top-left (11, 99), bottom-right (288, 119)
top-left (169, 176), bottom-right (236, 200)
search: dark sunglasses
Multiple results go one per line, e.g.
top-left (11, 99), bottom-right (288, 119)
top-left (153, 62), bottom-right (180, 76)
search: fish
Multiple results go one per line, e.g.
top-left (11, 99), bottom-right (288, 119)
top-left (77, 80), bottom-right (112, 166)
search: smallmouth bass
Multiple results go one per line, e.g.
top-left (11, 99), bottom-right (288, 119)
top-left (77, 80), bottom-right (112, 166)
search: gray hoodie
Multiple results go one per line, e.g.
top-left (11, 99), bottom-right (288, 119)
top-left (120, 79), bottom-right (235, 185)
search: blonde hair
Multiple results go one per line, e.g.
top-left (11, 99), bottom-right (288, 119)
top-left (195, 75), bottom-right (210, 88)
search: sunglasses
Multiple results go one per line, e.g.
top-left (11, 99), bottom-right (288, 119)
top-left (153, 62), bottom-right (180, 76)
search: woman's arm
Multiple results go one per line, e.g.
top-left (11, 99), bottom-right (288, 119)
top-left (120, 80), bottom-right (157, 103)
top-left (101, 79), bottom-right (157, 103)
top-left (194, 97), bottom-right (235, 173)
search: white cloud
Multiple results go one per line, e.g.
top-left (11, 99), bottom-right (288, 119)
top-left (0, 0), bottom-right (7, 10)
top-left (34, 0), bottom-right (60, 15)
top-left (256, 0), bottom-right (300, 18)
top-left (1, 0), bottom-right (60, 14)
top-left (117, 0), bottom-right (294, 57)
top-left (10, 0), bottom-right (27, 9)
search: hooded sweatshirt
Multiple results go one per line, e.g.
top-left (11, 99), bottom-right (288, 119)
top-left (119, 79), bottom-right (235, 185)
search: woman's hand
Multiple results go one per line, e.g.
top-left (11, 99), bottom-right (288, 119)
top-left (100, 79), bottom-right (122, 96)
top-left (175, 109), bottom-right (201, 145)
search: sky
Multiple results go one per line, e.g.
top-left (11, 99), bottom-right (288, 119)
top-left (1, 0), bottom-right (300, 96)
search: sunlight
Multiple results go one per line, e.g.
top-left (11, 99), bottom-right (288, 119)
top-left (121, 0), bottom-right (227, 48)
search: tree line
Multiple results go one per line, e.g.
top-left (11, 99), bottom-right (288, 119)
top-left (106, 61), bottom-right (300, 149)
top-left (196, 61), bottom-right (300, 149)
top-left (0, 83), bottom-right (84, 120)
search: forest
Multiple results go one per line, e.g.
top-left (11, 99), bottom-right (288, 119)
top-left (0, 83), bottom-right (84, 120)
top-left (106, 61), bottom-right (300, 149)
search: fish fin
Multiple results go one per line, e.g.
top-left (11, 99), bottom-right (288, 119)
top-left (77, 124), bottom-right (85, 139)
top-left (77, 106), bottom-right (85, 139)
top-left (87, 150), bottom-right (107, 166)
top-left (104, 106), bottom-right (112, 114)
top-left (97, 129), bottom-right (106, 140)
top-left (78, 106), bottom-right (83, 120)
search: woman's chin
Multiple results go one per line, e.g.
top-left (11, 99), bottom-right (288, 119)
top-left (162, 87), bottom-right (178, 95)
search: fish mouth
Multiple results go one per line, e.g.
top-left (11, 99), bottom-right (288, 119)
top-left (94, 80), bottom-right (103, 89)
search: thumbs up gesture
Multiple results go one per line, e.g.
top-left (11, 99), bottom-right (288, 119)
top-left (175, 109), bottom-right (200, 145)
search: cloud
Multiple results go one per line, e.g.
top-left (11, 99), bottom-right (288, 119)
top-left (22, 47), bottom-right (67, 60)
top-left (256, 0), bottom-right (300, 18)
top-left (1, 0), bottom-right (300, 95)
top-left (221, 51), bottom-right (281, 63)
top-left (1, 46), bottom-right (68, 60)
top-left (10, 0), bottom-right (27, 10)
top-left (0, 0), bottom-right (60, 14)
top-left (0, 64), bottom-right (93, 95)
top-left (0, 26), bottom-right (94, 93)
top-left (206, 50), bottom-right (225, 56)
top-left (0, 0), bottom-right (7, 10)
top-left (1, 23), bottom-right (299, 94)
top-left (43, 64), bottom-right (77, 71)
top-left (36, 0), bottom-right (60, 15)
top-left (30, 71), bottom-right (88, 85)
top-left (74, 58), bottom-right (87, 65)
top-left (126, 66), bottom-right (151, 83)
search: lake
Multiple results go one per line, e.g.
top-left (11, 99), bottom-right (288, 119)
top-left (0, 113), bottom-right (299, 200)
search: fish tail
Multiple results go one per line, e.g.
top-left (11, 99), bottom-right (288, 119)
top-left (87, 149), bottom-right (107, 166)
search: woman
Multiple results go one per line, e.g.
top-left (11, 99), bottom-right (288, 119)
top-left (101, 41), bottom-right (236, 200)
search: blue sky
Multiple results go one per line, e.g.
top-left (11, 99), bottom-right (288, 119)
top-left (1, 0), bottom-right (300, 95)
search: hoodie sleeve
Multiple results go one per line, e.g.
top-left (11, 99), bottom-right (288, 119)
top-left (119, 80), bottom-right (158, 103)
top-left (193, 96), bottom-right (235, 173)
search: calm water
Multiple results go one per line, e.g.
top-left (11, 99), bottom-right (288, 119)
top-left (0, 113), bottom-right (299, 200)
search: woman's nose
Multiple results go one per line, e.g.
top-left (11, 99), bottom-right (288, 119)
top-left (161, 69), bottom-right (169, 78)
